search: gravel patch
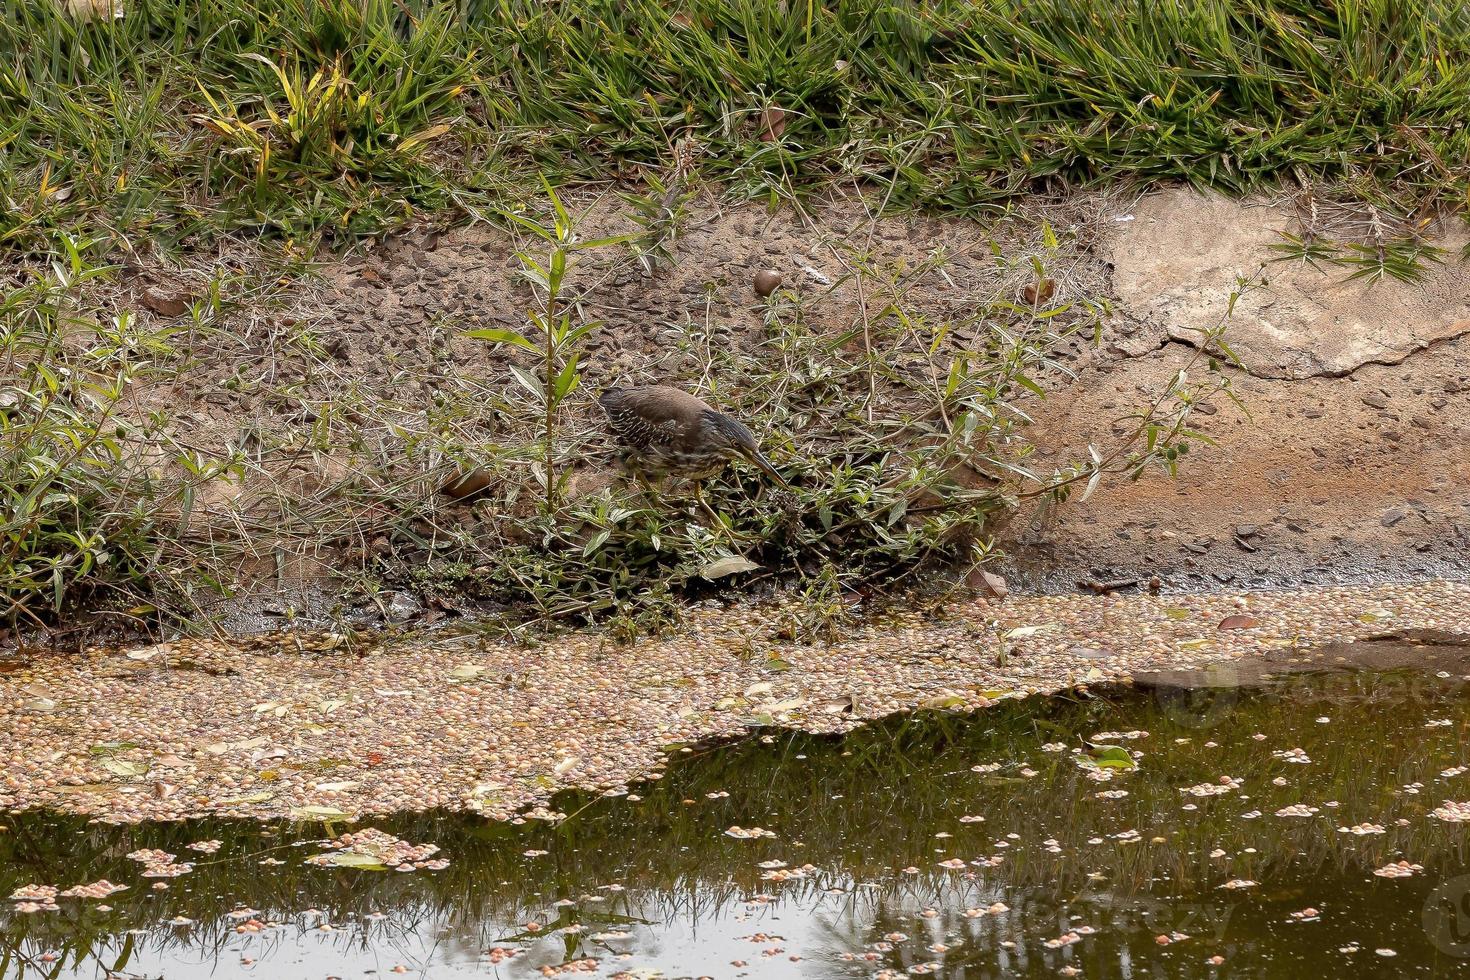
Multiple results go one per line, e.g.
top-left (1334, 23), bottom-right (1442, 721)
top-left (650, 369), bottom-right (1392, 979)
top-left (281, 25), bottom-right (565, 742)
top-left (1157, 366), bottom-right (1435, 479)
top-left (2, 581), bottom-right (1467, 823)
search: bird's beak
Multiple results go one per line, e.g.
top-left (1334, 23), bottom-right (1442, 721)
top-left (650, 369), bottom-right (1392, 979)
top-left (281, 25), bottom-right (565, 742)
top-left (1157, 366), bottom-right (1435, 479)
top-left (741, 446), bottom-right (792, 490)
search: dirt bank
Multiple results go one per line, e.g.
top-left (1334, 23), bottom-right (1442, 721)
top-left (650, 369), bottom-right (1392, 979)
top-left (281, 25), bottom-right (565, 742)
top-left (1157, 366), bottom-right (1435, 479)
top-left (234, 187), bottom-right (1470, 620)
top-left (11, 184), bottom-right (1469, 639)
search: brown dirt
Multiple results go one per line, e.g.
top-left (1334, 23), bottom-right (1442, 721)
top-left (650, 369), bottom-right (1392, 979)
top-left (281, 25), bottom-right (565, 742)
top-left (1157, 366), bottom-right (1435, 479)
top-left (1011, 189), bottom-right (1470, 593)
top-left (53, 186), bottom-right (1470, 630)
top-left (1013, 340), bottom-right (1470, 591)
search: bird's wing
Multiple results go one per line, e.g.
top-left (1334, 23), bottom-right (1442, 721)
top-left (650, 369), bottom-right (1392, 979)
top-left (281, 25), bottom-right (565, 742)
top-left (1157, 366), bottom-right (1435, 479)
top-left (599, 390), bottom-right (669, 449)
top-left (622, 387), bottom-right (699, 422)
top-left (605, 387), bottom-right (709, 446)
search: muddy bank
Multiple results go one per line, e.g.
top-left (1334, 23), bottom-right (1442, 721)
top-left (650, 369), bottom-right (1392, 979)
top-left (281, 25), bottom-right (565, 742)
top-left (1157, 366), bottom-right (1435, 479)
top-left (30, 184), bottom-right (1466, 639)
top-left (2, 581), bottom-right (1467, 823)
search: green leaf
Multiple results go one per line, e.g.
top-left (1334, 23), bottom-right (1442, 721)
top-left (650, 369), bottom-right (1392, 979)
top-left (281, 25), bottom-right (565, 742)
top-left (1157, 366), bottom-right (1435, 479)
top-left (312, 851), bottom-right (388, 870)
top-left (542, 175), bottom-right (572, 238)
top-left (498, 209), bottom-right (555, 242)
top-left (552, 355), bottom-right (580, 399)
top-left (574, 233), bottom-right (639, 249)
top-left (464, 327), bottom-right (538, 352)
top-left (1086, 746), bottom-right (1136, 770)
top-left (509, 365), bottom-right (545, 402)
top-left (1014, 374), bottom-right (1047, 398)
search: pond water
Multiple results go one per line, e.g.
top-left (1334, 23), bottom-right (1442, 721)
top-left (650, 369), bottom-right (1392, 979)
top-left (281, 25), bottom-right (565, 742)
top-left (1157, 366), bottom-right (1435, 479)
top-left (4, 640), bottom-right (1470, 979)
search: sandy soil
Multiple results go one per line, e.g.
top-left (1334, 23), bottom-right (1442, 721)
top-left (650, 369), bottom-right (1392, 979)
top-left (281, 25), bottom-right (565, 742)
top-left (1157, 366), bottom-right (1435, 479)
top-left (1013, 340), bottom-right (1470, 591)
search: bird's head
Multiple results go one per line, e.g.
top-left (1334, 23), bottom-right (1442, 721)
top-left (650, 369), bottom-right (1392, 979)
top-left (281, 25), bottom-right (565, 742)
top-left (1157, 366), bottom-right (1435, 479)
top-left (704, 411), bottom-right (790, 489)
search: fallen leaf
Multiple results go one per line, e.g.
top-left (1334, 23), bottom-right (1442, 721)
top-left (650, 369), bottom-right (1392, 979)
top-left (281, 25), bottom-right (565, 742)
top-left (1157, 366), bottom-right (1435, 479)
top-left (763, 698), bottom-right (807, 713)
top-left (969, 569), bottom-right (1008, 600)
top-left (700, 555), bottom-right (761, 580)
top-left (1022, 279), bottom-right (1056, 304)
top-left (757, 104), bottom-right (787, 141)
top-left (448, 664), bottom-right (487, 681)
top-left (89, 741), bottom-right (139, 756)
top-left (311, 851), bottom-right (388, 870)
top-left (1218, 614), bottom-right (1260, 630)
top-left (101, 759), bottom-right (148, 778)
top-left (139, 289), bottom-right (190, 317)
top-left (1003, 624), bottom-right (1054, 639)
top-left (55, 783), bottom-right (116, 795)
top-left (217, 792), bottom-right (275, 805)
top-left (291, 805), bottom-right (351, 820)
top-left (1086, 746), bottom-right (1137, 770)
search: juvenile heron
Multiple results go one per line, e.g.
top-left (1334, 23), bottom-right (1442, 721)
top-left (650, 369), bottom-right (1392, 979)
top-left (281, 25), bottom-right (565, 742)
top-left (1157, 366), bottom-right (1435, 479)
top-left (597, 385), bottom-right (789, 490)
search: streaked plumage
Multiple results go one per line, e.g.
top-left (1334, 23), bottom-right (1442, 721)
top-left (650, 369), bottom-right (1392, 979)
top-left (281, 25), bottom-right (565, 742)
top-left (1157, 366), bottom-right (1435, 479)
top-left (598, 385), bottom-right (787, 487)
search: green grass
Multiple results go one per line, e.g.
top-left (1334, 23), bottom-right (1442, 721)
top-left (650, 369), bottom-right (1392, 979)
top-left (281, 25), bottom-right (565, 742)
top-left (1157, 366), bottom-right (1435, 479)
top-left (3, 0), bottom-right (1469, 257)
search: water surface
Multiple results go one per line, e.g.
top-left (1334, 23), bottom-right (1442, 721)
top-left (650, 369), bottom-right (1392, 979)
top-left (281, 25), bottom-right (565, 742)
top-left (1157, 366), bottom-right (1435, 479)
top-left (4, 641), bottom-right (1470, 979)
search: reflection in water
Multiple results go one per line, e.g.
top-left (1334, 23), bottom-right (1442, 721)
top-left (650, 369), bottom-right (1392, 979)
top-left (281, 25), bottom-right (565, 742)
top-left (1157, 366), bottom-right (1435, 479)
top-left (4, 644), bottom-right (1470, 978)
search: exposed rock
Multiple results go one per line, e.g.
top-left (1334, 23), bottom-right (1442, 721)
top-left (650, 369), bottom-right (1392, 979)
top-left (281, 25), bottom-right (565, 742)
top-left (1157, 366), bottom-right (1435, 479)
top-left (1111, 188), bottom-right (1470, 379)
top-left (384, 592), bottom-right (421, 623)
